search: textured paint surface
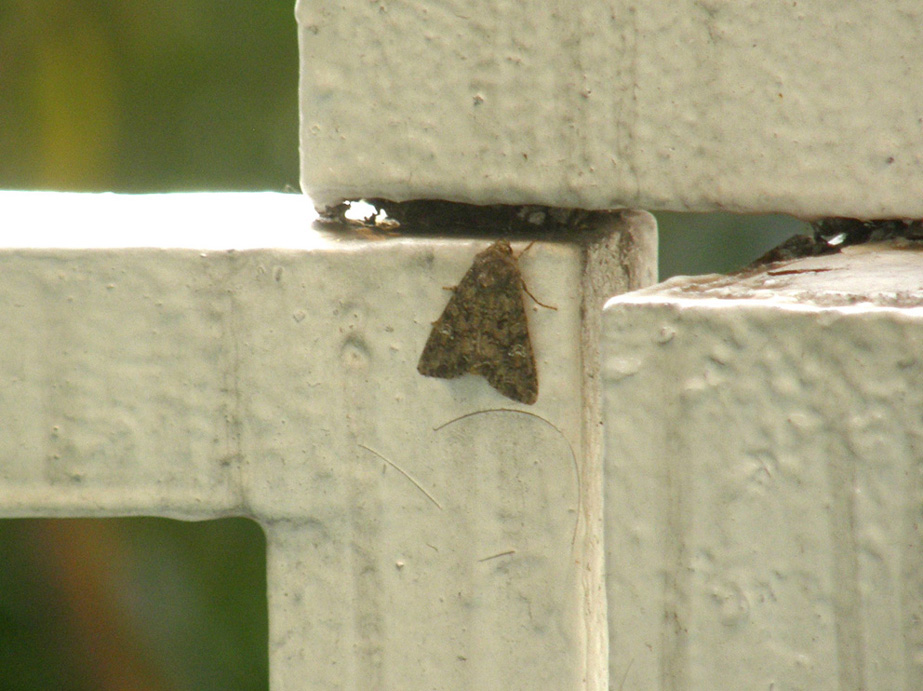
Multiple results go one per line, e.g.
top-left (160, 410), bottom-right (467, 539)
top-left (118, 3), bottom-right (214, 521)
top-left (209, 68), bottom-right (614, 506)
top-left (298, 1), bottom-right (923, 217)
top-left (0, 193), bottom-right (657, 691)
top-left (602, 243), bottom-right (923, 689)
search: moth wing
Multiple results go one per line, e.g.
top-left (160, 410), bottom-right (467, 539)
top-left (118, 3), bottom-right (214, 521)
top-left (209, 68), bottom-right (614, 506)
top-left (477, 289), bottom-right (538, 404)
top-left (417, 287), bottom-right (474, 379)
top-left (454, 255), bottom-right (537, 404)
top-left (417, 240), bottom-right (539, 405)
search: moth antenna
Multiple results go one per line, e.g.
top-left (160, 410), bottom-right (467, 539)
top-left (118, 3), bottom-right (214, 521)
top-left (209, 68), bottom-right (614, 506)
top-left (521, 281), bottom-right (557, 311)
top-left (514, 241), bottom-right (557, 310)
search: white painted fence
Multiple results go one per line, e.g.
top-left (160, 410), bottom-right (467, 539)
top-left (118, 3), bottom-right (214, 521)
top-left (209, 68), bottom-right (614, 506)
top-left (0, 192), bottom-right (654, 690)
top-left (295, 1), bottom-right (923, 684)
top-left (297, 0), bottom-right (923, 218)
top-left (604, 246), bottom-right (923, 689)
top-left (4, 1), bottom-right (923, 689)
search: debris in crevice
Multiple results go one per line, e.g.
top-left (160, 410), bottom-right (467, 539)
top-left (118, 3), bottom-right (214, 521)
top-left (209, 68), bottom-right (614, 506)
top-left (811, 217), bottom-right (923, 246)
top-left (740, 217), bottom-right (923, 273)
top-left (318, 198), bottom-right (594, 236)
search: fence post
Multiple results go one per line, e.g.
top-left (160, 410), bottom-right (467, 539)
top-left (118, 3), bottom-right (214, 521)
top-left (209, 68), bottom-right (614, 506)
top-left (603, 244), bottom-right (923, 689)
top-left (298, 1), bottom-right (923, 688)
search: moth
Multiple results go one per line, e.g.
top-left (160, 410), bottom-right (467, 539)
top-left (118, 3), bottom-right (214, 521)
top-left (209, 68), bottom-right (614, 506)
top-left (417, 240), bottom-right (541, 404)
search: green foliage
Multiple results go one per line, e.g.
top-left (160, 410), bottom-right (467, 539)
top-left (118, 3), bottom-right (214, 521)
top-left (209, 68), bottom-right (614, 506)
top-left (0, 0), bottom-right (298, 192)
top-left (657, 211), bottom-right (807, 278)
top-left (0, 518), bottom-right (268, 691)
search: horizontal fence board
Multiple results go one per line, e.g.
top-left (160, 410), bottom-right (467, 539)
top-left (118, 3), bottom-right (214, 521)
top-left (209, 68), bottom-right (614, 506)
top-left (299, 0), bottom-right (923, 217)
top-left (0, 192), bottom-right (657, 690)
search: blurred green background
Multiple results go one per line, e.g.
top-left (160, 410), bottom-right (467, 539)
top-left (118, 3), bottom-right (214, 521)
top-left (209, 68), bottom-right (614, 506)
top-left (0, 518), bottom-right (267, 691)
top-left (0, 0), bottom-right (298, 192)
top-left (0, 2), bottom-right (806, 690)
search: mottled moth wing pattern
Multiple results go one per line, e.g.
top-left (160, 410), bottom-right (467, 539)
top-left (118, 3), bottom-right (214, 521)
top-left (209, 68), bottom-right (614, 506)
top-left (417, 240), bottom-right (539, 405)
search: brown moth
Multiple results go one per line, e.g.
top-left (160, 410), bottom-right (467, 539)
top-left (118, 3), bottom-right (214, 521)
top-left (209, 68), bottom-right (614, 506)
top-left (417, 240), bottom-right (539, 404)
